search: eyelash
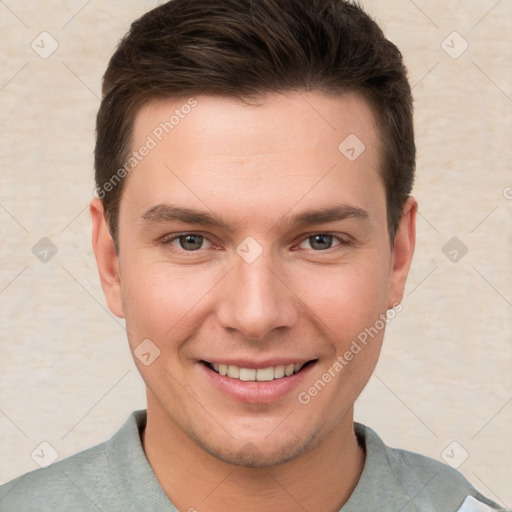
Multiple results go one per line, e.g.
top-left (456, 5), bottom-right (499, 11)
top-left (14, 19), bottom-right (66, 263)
top-left (159, 232), bottom-right (351, 255)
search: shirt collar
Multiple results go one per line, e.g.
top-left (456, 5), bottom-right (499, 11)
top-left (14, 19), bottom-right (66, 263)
top-left (339, 422), bottom-right (421, 512)
top-left (106, 409), bottom-right (177, 510)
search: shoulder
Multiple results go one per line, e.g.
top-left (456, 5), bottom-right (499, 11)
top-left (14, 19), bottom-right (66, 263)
top-left (386, 439), bottom-right (477, 492)
top-left (353, 423), bottom-right (506, 512)
top-left (0, 410), bottom-right (147, 512)
top-left (0, 438), bottom-right (116, 511)
top-left (387, 446), bottom-right (505, 511)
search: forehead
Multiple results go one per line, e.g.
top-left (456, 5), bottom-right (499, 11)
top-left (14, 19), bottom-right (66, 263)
top-left (122, 91), bottom-right (384, 227)
top-left (132, 91), bottom-right (380, 162)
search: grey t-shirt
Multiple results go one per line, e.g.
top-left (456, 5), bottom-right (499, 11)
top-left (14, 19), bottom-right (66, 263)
top-left (0, 409), bottom-right (505, 511)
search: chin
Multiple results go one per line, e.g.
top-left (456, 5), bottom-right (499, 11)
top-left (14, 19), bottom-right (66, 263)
top-left (190, 427), bottom-right (320, 468)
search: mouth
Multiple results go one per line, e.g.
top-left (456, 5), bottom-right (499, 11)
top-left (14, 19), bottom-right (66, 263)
top-left (201, 360), bottom-right (317, 382)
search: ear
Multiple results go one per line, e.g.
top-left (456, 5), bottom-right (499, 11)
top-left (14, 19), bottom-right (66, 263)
top-left (90, 198), bottom-right (125, 318)
top-left (387, 197), bottom-right (417, 308)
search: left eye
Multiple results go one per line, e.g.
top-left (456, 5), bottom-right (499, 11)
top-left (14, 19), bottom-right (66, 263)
top-left (165, 234), bottom-right (212, 251)
top-left (298, 234), bottom-right (342, 251)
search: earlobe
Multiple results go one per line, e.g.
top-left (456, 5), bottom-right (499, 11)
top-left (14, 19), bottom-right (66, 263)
top-left (387, 197), bottom-right (417, 308)
top-left (90, 198), bottom-right (125, 318)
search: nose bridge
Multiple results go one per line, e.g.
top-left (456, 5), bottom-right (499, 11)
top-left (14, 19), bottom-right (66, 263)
top-left (216, 244), bottom-right (297, 339)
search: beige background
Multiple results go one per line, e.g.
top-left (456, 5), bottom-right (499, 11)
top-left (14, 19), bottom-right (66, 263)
top-left (1, 0), bottom-right (511, 507)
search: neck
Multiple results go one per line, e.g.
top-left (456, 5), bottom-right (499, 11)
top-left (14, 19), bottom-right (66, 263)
top-left (141, 398), bottom-right (365, 512)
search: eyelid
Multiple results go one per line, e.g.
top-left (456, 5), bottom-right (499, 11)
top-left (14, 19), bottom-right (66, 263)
top-left (160, 232), bottom-right (215, 251)
top-left (295, 232), bottom-right (351, 251)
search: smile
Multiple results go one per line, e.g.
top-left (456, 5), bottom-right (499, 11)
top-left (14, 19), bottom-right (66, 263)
top-left (202, 361), bottom-right (315, 382)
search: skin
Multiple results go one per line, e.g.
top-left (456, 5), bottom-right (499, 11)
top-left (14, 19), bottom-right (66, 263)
top-left (90, 91), bottom-right (417, 511)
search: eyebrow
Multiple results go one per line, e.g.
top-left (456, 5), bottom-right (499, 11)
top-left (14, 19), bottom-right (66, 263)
top-left (140, 205), bottom-right (235, 232)
top-left (139, 203), bottom-right (369, 231)
top-left (278, 204), bottom-right (369, 228)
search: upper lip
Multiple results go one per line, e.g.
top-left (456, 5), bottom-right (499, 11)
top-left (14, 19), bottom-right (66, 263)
top-left (201, 358), bottom-right (316, 369)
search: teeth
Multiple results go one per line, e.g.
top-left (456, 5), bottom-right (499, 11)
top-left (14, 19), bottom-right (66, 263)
top-left (239, 368), bottom-right (256, 381)
top-left (209, 361), bottom-right (308, 381)
top-left (227, 365), bottom-right (240, 378)
top-left (256, 368), bottom-right (274, 381)
top-left (274, 365), bottom-right (285, 378)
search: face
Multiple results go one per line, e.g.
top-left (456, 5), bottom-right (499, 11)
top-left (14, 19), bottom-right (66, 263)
top-left (91, 91), bottom-right (416, 467)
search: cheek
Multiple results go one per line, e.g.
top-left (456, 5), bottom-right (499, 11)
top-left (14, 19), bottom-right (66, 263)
top-left (120, 260), bottom-right (215, 344)
top-left (291, 257), bottom-right (390, 338)
top-left (297, 262), bottom-right (389, 391)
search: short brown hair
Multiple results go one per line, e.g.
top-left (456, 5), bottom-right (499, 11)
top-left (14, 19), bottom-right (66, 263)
top-left (95, 0), bottom-right (415, 251)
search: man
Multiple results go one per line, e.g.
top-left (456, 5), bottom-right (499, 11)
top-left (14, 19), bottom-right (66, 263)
top-left (0, 0), bottom-right (506, 510)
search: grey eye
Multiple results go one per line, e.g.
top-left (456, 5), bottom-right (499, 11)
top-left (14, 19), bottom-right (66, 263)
top-left (308, 234), bottom-right (334, 250)
top-left (178, 234), bottom-right (204, 251)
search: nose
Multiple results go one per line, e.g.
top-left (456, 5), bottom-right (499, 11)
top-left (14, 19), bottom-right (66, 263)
top-left (215, 250), bottom-right (299, 341)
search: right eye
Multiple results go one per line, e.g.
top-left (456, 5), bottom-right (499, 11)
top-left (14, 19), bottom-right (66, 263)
top-left (160, 233), bottom-right (214, 252)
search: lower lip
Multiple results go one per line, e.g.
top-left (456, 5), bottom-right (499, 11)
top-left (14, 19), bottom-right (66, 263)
top-left (200, 362), bottom-right (316, 404)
